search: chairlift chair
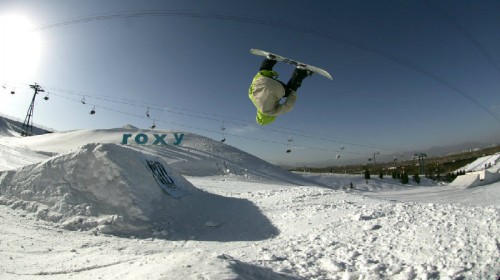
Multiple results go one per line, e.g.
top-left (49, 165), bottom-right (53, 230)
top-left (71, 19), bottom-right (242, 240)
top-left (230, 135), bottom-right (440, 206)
top-left (220, 122), bottom-right (226, 142)
top-left (286, 135), bottom-right (293, 153)
top-left (90, 106), bottom-right (96, 115)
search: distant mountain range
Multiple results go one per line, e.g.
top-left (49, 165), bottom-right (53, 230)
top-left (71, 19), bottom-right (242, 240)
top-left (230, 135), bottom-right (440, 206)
top-left (418, 142), bottom-right (498, 157)
top-left (282, 141), bottom-right (499, 168)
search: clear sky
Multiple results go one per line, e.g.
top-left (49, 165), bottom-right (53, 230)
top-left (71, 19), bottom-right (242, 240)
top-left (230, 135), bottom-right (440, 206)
top-left (1, 0), bottom-right (499, 166)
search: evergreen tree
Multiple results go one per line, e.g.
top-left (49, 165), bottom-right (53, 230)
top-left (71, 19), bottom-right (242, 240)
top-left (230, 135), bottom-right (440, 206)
top-left (401, 172), bottom-right (409, 184)
top-left (413, 172), bottom-right (420, 184)
top-left (379, 171), bottom-right (384, 179)
top-left (364, 169), bottom-right (371, 180)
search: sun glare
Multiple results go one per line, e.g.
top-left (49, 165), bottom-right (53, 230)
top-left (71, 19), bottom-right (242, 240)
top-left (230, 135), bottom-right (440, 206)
top-left (0, 15), bottom-right (42, 85)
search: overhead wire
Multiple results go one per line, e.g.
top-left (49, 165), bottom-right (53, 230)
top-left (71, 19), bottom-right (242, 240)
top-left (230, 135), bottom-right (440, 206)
top-left (422, 0), bottom-right (500, 76)
top-left (32, 9), bottom-right (500, 123)
top-left (8, 8), bottom-right (496, 160)
top-left (47, 90), bottom-right (370, 156)
top-left (42, 84), bottom-right (396, 152)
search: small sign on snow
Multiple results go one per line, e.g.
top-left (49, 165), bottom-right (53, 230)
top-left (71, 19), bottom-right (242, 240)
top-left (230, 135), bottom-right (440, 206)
top-left (145, 159), bottom-right (187, 198)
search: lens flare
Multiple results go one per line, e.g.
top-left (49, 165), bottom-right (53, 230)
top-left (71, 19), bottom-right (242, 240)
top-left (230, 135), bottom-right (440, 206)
top-left (0, 15), bottom-right (42, 84)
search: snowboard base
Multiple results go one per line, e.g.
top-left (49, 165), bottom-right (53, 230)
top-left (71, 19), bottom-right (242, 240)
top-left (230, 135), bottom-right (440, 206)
top-left (250, 49), bottom-right (333, 80)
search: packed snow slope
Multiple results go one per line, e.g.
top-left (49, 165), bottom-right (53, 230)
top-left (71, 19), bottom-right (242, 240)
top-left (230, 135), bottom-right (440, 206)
top-left (1, 125), bottom-right (317, 186)
top-left (0, 124), bottom-right (313, 239)
top-left (0, 118), bottom-right (499, 279)
top-left (0, 143), bottom-right (279, 240)
top-left (0, 115), bottom-right (50, 137)
top-left (459, 152), bottom-right (500, 172)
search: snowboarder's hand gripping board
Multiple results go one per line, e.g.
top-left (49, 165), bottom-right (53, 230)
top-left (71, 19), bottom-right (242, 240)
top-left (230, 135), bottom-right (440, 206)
top-left (250, 49), bottom-right (333, 80)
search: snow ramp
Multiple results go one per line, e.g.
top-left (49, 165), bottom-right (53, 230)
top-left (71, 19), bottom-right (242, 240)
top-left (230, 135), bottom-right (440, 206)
top-left (0, 143), bottom-right (278, 241)
top-left (450, 169), bottom-right (500, 189)
top-left (9, 127), bottom-right (318, 186)
top-left (449, 173), bottom-right (481, 188)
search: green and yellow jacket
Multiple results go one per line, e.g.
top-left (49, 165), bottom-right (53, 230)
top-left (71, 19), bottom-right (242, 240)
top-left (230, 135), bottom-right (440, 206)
top-left (248, 70), bottom-right (297, 125)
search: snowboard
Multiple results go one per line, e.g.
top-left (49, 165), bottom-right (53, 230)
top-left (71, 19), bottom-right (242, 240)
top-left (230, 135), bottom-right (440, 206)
top-left (250, 49), bottom-right (333, 80)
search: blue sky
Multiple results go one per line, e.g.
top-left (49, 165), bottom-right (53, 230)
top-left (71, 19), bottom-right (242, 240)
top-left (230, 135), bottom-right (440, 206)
top-left (1, 0), bottom-right (499, 166)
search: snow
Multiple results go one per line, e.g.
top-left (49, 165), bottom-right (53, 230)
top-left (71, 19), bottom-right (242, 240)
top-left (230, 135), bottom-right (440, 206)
top-left (0, 116), bottom-right (499, 279)
top-left (446, 153), bottom-right (500, 190)
top-left (459, 153), bottom-right (500, 172)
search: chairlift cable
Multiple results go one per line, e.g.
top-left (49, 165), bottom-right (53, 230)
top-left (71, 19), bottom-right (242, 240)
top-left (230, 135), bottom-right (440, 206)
top-left (30, 9), bottom-right (500, 123)
top-left (41, 84), bottom-right (393, 151)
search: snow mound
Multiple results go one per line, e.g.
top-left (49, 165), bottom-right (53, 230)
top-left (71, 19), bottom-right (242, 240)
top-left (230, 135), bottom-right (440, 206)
top-left (449, 173), bottom-right (482, 188)
top-left (122, 124), bottom-right (139, 130)
top-left (0, 143), bottom-right (278, 240)
top-left (6, 127), bottom-right (317, 185)
top-left (147, 133), bottom-right (317, 185)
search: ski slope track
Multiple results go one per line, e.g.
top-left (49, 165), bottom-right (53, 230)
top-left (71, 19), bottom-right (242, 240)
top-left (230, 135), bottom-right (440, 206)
top-left (0, 116), bottom-right (499, 279)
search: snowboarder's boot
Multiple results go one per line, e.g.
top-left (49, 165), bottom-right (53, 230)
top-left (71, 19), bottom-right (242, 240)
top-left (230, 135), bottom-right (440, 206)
top-left (259, 54), bottom-right (277, 71)
top-left (285, 66), bottom-right (311, 97)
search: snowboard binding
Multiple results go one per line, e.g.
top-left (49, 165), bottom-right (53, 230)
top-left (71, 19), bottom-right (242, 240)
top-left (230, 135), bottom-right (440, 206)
top-left (260, 54), bottom-right (278, 71)
top-left (285, 66), bottom-right (312, 96)
top-left (251, 49), bottom-right (333, 80)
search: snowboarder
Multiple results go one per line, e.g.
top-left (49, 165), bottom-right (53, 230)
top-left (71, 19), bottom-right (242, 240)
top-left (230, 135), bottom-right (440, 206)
top-left (248, 55), bottom-right (311, 125)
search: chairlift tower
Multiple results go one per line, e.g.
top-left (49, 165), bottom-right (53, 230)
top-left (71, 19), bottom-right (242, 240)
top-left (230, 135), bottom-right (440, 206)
top-left (372, 151), bottom-right (380, 167)
top-left (413, 153), bottom-right (427, 175)
top-left (21, 83), bottom-right (44, 137)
